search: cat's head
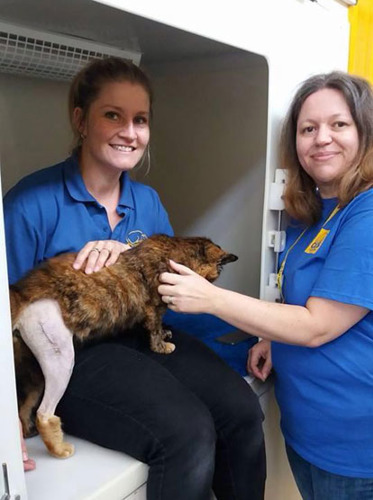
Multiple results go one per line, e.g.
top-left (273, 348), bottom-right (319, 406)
top-left (149, 234), bottom-right (238, 282)
top-left (185, 237), bottom-right (238, 282)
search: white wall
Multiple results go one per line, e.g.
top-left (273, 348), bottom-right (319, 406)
top-left (143, 53), bottom-right (268, 296)
top-left (0, 73), bottom-right (70, 194)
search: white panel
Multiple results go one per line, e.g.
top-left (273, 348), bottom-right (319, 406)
top-left (0, 166), bottom-right (27, 498)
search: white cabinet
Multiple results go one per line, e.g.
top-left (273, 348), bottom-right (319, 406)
top-left (0, 0), bottom-right (350, 498)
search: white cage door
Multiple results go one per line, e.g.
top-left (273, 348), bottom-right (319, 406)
top-left (0, 165), bottom-right (27, 499)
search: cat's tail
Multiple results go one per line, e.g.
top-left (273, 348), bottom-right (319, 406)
top-left (9, 287), bottom-right (25, 329)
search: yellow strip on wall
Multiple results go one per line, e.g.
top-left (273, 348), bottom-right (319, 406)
top-left (348, 0), bottom-right (373, 84)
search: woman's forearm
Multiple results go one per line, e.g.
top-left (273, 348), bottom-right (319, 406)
top-left (209, 286), bottom-right (369, 347)
top-left (158, 261), bottom-right (369, 347)
top-left (207, 287), bottom-right (318, 346)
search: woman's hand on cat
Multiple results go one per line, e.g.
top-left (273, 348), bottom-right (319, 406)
top-left (158, 260), bottom-right (219, 314)
top-left (73, 240), bottom-right (131, 274)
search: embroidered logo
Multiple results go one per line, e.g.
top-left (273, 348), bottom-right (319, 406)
top-left (304, 228), bottom-right (330, 254)
top-left (126, 230), bottom-right (148, 247)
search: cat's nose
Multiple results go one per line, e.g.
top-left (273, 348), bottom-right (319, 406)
top-left (221, 253), bottom-right (238, 265)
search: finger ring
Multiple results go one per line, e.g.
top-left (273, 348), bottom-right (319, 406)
top-left (91, 247), bottom-right (100, 254)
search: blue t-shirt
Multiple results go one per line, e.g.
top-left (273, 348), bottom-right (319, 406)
top-left (3, 155), bottom-right (253, 375)
top-left (3, 155), bottom-right (173, 284)
top-left (272, 189), bottom-right (373, 477)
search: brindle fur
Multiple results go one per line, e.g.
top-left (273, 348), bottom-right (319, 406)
top-left (11, 234), bottom-right (237, 451)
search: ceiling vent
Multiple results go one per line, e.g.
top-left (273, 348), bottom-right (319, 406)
top-left (0, 20), bottom-right (142, 81)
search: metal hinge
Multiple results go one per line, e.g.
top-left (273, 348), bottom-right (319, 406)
top-left (264, 273), bottom-right (281, 302)
top-left (264, 168), bottom-right (288, 303)
top-left (1, 463), bottom-right (20, 500)
top-left (268, 169), bottom-right (287, 211)
top-left (268, 230), bottom-right (286, 253)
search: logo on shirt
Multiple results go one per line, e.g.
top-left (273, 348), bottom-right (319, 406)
top-left (304, 228), bottom-right (330, 254)
top-left (126, 230), bottom-right (148, 247)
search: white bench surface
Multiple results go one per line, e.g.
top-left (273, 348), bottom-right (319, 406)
top-left (24, 375), bottom-right (268, 500)
top-left (25, 434), bottom-right (148, 500)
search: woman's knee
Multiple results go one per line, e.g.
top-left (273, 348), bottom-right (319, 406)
top-left (157, 398), bottom-right (217, 463)
top-left (241, 392), bottom-right (264, 429)
top-left (147, 405), bottom-right (216, 500)
top-left (217, 389), bottom-right (265, 451)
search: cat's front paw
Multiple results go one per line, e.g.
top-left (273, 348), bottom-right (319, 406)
top-left (160, 341), bottom-right (176, 354)
top-left (161, 329), bottom-right (173, 340)
top-left (150, 338), bottom-right (176, 354)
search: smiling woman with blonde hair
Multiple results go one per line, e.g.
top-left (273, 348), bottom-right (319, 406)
top-left (4, 56), bottom-right (266, 499)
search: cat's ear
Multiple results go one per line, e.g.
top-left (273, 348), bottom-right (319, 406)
top-left (159, 258), bottom-right (175, 274)
top-left (157, 259), bottom-right (170, 274)
top-left (221, 252), bottom-right (238, 265)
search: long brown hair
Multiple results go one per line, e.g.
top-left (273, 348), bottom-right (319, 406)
top-left (280, 71), bottom-right (373, 225)
top-left (68, 56), bottom-right (153, 152)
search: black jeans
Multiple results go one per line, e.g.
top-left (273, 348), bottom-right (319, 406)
top-left (57, 328), bottom-right (266, 500)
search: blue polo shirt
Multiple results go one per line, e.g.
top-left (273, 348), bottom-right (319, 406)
top-left (3, 155), bottom-right (173, 284)
top-left (272, 189), bottom-right (373, 477)
top-left (3, 155), bottom-right (252, 376)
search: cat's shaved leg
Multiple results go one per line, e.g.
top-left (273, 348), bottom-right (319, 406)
top-left (16, 299), bottom-right (75, 458)
top-left (145, 308), bottom-right (175, 354)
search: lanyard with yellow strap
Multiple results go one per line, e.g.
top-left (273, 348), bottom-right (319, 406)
top-left (277, 204), bottom-right (340, 303)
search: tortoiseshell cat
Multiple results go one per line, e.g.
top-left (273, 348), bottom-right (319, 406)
top-left (11, 234), bottom-right (237, 459)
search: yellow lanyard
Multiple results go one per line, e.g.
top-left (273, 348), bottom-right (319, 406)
top-left (277, 204), bottom-right (340, 303)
